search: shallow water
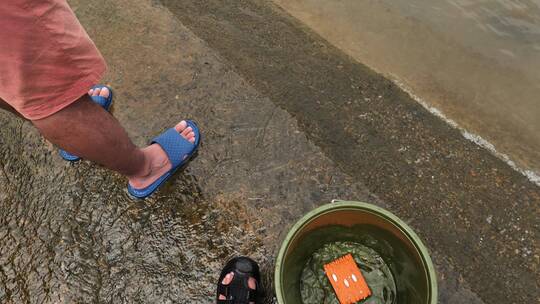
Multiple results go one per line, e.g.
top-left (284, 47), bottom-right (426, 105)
top-left (0, 120), bottom-right (268, 302)
top-left (274, 0), bottom-right (540, 176)
top-left (301, 241), bottom-right (396, 304)
top-left (0, 1), bottom-right (372, 302)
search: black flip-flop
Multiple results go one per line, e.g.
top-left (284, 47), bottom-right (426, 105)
top-left (216, 257), bottom-right (262, 304)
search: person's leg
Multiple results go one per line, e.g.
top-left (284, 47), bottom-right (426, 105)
top-left (31, 87), bottom-right (196, 188)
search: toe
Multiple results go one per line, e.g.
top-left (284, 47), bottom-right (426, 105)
top-left (187, 132), bottom-right (196, 143)
top-left (248, 277), bottom-right (257, 304)
top-left (181, 126), bottom-right (192, 137)
top-left (173, 121), bottom-right (196, 143)
top-left (92, 87), bottom-right (101, 96)
top-left (222, 272), bottom-right (234, 285)
top-left (248, 277), bottom-right (256, 290)
top-left (99, 87), bottom-right (109, 98)
top-left (219, 272), bottom-right (235, 300)
top-left (174, 121), bottom-right (187, 133)
top-left (88, 89), bottom-right (94, 95)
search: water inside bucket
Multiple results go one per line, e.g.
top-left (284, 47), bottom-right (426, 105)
top-left (301, 241), bottom-right (397, 304)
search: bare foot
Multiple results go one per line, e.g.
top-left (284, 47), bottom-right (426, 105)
top-left (218, 272), bottom-right (257, 304)
top-left (127, 121), bottom-right (196, 189)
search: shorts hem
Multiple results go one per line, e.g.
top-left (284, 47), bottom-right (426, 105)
top-left (22, 68), bottom-right (106, 120)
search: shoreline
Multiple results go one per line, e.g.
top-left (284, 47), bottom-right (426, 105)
top-left (393, 78), bottom-right (540, 187)
top-left (273, 0), bottom-right (540, 180)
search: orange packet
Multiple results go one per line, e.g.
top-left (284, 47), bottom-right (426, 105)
top-left (324, 254), bottom-right (371, 304)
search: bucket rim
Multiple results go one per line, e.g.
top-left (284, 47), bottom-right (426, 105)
top-left (274, 200), bottom-right (438, 304)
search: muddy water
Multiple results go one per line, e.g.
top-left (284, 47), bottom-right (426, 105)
top-left (274, 0), bottom-right (540, 176)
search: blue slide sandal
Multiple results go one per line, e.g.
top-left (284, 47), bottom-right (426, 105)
top-left (128, 120), bottom-right (201, 199)
top-left (59, 85), bottom-right (114, 161)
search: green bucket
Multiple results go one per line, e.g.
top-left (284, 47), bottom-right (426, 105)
top-left (275, 201), bottom-right (437, 304)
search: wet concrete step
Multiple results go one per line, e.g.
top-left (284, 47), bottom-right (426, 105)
top-left (0, 0), bottom-right (371, 302)
top-left (157, 1), bottom-right (539, 303)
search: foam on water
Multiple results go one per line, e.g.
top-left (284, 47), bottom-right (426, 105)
top-left (393, 78), bottom-right (540, 186)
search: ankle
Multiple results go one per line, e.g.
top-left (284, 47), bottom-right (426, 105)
top-left (127, 144), bottom-right (171, 188)
top-left (126, 148), bottom-right (152, 180)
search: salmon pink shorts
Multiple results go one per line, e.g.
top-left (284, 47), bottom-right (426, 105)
top-left (0, 0), bottom-right (106, 120)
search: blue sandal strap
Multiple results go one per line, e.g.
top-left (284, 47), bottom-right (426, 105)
top-left (127, 120), bottom-right (200, 199)
top-left (151, 128), bottom-right (196, 168)
top-left (91, 96), bottom-right (109, 108)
